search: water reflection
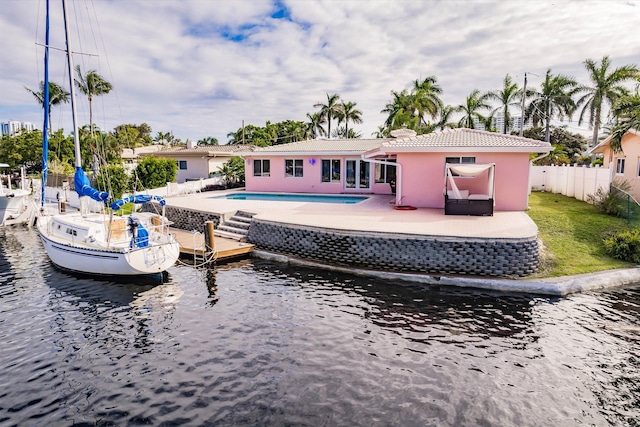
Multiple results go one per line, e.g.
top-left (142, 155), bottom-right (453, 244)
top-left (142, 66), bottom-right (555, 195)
top-left (1, 227), bottom-right (639, 426)
top-left (248, 259), bottom-right (543, 341)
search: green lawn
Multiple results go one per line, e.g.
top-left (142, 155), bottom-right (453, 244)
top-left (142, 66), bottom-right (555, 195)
top-left (526, 191), bottom-right (634, 277)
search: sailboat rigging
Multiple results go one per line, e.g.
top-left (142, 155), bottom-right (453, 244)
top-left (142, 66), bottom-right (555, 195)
top-left (36, 0), bottom-right (180, 276)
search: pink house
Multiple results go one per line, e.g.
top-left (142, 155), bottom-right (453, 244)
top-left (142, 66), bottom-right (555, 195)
top-left (589, 128), bottom-right (640, 200)
top-left (243, 128), bottom-right (552, 213)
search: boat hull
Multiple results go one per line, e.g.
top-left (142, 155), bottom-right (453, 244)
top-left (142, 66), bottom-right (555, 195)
top-left (36, 214), bottom-right (180, 276)
top-left (0, 190), bottom-right (31, 225)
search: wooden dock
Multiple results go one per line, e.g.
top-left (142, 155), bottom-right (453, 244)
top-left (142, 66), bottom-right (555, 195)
top-left (169, 228), bottom-right (254, 262)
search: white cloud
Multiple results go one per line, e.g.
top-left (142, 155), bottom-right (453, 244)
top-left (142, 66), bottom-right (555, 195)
top-left (1, 0), bottom-right (639, 142)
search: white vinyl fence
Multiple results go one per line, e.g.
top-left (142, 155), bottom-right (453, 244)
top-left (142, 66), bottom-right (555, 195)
top-left (40, 176), bottom-right (225, 209)
top-left (530, 165), bottom-right (612, 202)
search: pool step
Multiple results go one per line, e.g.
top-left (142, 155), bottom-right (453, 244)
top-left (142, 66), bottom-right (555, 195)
top-left (215, 211), bottom-right (256, 242)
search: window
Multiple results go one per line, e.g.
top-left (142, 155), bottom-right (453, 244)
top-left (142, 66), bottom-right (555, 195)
top-left (178, 160), bottom-right (188, 170)
top-left (446, 156), bottom-right (475, 177)
top-left (445, 156), bottom-right (476, 165)
top-left (321, 159), bottom-right (341, 183)
top-left (285, 159), bottom-right (303, 178)
top-left (253, 159), bottom-right (270, 177)
top-left (616, 158), bottom-right (625, 174)
top-left (375, 160), bottom-right (396, 184)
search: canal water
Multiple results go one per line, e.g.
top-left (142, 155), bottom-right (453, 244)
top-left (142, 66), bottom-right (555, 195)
top-left (1, 227), bottom-right (639, 426)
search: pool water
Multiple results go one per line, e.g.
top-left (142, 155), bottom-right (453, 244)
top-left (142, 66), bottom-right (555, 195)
top-left (214, 192), bottom-right (368, 204)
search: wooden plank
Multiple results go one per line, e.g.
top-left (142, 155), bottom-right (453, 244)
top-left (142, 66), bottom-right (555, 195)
top-left (169, 227), bottom-right (254, 261)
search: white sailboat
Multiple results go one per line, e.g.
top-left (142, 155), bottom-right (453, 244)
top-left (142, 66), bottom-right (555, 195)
top-left (36, 0), bottom-right (180, 276)
top-left (0, 164), bottom-right (33, 226)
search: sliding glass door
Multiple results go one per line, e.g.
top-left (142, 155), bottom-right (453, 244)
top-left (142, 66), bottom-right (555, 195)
top-left (345, 159), bottom-right (370, 190)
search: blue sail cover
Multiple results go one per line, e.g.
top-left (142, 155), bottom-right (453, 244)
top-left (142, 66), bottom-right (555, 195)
top-left (111, 194), bottom-right (166, 211)
top-left (74, 167), bottom-right (109, 202)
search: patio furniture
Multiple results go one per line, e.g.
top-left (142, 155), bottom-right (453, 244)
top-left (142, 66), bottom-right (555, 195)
top-left (444, 163), bottom-right (495, 216)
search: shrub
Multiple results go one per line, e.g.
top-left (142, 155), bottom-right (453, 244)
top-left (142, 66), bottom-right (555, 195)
top-left (587, 179), bottom-right (631, 217)
top-left (603, 228), bottom-right (640, 263)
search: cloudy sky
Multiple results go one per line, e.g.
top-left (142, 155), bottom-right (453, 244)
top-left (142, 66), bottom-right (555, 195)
top-left (1, 0), bottom-right (639, 143)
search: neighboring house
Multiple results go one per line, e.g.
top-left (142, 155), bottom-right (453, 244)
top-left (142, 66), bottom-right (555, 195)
top-left (243, 128), bottom-right (551, 212)
top-left (121, 145), bottom-right (165, 174)
top-left (588, 128), bottom-right (640, 200)
top-left (150, 142), bottom-right (256, 183)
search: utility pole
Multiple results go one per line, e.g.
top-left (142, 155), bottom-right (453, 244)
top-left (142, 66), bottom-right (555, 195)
top-left (520, 72), bottom-right (527, 137)
top-left (242, 120), bottom-right (245, 144)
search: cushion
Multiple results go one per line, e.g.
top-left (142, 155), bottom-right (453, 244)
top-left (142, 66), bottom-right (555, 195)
top-left (468, 194), bottom-right (490, 200)
top-left (447, 189), bottom-right (469, 199)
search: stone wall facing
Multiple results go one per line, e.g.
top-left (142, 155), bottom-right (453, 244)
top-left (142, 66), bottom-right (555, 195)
top-left (247, 219), bottom-right (539, 277)
top-left (142, 203), bottom-right (222, 231)
top-left (150, 204), bottom-right (539, 277)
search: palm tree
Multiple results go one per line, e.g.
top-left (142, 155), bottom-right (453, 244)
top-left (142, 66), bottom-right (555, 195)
top-left (609, 93), bottom-right (640, 152)
top-left (197, 136), bottom-right (218, 146)
top-left (525, 69), bottom-right (581, 142)
top-left (381, 89), bottom-right (412, 129)
top-left (314, 93), bottom-right (342, 138)
top-left (457, 89), bottom-right (492, 129)
top-left (577, 56), bottom-right (639, 147)
top-left (488, 74), bottom-right (521, 134)
top-left (74, 66), bottom-right (113, 134)
top-left (437, 105), bottom-right (458, 131)
top-left (24, 81), bottom-right (70, 134)
top-left (411, 76), bottom-right (443, 127)
top-left (337, 101), bottom-right (363, 138)
top-left (306, 112), bottom-right (326, 138)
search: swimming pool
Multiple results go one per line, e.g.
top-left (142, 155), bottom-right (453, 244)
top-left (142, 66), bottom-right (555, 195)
top-left (214, 193), bottom-right (368, 204)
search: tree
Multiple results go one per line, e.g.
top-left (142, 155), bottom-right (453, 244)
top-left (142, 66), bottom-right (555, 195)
top-left (95, 164), bottom-right (129, 199)
top-left (306, 112), bottom-right (326, 138)
top-left (337, 101), bottom-right (363, 138)
top-left (197, 136), bottom-right (219, 146)
top-left (521, 126), bottom-right (587, 161)
top-left (609, 93), bottom-right (640, 153)
top-left (216, 156), bottom-right (245, 186)
top-left (24, 81), bottom-right (70, 134)
top-left (113, 123), bottom-right (153, 149)
top-left (457, 89), bottom-right (491, 129)
top-left (314, 93), bottom-right (342, 138)
top-left (411, 76), bottom-right (443, 127)
top-left (227, 124), bottom-right (275, 146)
top-left (577, 56), bottom-right (639, 148)
top-left (0, 129), bottom-right (43, 172)
top-left (488, 74), bottom-right (522, 134)
top-left (437, 105), bottom-right (458, 131)
top-left (525, 69), bottom-right (581, 142)
top-left (74, 65), bottom-right (113, 134)
top-left (132, 156), bottom-right (177, 190)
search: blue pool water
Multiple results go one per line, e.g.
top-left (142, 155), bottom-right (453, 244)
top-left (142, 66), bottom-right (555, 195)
top-left (214, 192), bottom-right (368, 204)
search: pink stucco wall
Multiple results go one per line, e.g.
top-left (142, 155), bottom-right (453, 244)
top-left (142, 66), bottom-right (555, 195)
top-left (245, 155), bottom-right (392, 194)
top-left (599, 133), bottom-right (640, 201)
top-left (396, 152), bottom-right (532, 210)
top-left (245, 152), bottom-right (533, 211)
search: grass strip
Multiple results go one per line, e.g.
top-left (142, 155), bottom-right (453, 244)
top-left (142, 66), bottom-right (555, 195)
top-left (527, 191), bottom-right (634, 277)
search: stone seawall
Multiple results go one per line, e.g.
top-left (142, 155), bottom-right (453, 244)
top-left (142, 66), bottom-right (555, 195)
top-left (142, 203), bottom-right (222, 231)
top-left (150, 204), bottom-right (539, 277)
top-left (247, 219), bottom-right (538, 277)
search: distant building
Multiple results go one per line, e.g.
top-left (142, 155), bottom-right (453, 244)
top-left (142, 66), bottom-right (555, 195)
top-left (472, 115), bottom-right (532, 133)
top-left (0, 120), bottom-right (36, 136)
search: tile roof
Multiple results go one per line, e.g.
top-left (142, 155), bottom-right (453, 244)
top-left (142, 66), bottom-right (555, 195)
top-left (381, 128), bottom-right (552, 150)
top-left (249, 138), bottom-right (389, 154)
top-left (152, 144), bottom-right (256, 156)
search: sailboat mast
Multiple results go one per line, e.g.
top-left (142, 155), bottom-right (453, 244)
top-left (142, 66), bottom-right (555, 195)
top-left (41, 0), bottom-right (50, 208)
top-left (61, 0), bottom-right (82, 169)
